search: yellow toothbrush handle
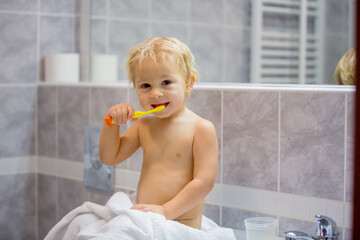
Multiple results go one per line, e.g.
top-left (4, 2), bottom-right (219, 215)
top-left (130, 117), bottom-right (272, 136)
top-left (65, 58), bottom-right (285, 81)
top-left (133, 105), bottom-right (165, 119)
top-left (104, 105), bottom-right (165, 127)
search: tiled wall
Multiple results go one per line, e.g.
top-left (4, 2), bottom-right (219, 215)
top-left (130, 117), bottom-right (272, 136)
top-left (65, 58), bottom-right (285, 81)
top-left (91, 0), bottom-right (245, 83)
top-left (90, 0), bottom-right (351, 85)
top-left (91, 0), bottom-right (250, 83)
top-left (0, 1), bottom-right (355, 240)
top-left (0, 0), bottom-right (80, 239)
top-left (34, 85), bottom-right (354, 240)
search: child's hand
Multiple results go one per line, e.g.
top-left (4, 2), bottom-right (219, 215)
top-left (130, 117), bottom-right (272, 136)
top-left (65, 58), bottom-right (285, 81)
top-left (106, 103), bottom-right (135, 125)
top-left (131, 204), bottom-right (166, 217)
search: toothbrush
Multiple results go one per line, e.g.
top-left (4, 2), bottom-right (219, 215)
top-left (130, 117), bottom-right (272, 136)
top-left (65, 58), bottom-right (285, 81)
top-left (104, 105), bottom-right (165, 127)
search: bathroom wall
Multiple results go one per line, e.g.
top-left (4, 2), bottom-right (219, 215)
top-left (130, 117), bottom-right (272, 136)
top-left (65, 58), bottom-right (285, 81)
top-left (35, 85), bottom-right (354, 240)
top-left (0, 1), bottom-right (354, 240)
top-left (0, 0), bottom-right (80, 239)
top-left (90, 0), bottom-right (351, 85)
top-left (90, 0), bottom-right (250, 83)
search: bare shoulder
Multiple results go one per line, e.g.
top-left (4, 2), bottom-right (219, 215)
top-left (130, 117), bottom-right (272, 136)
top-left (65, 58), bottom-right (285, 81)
top-left (194, 117), bottom-right (217, 138)
top-left (184, 109), bottom-right (216, 133)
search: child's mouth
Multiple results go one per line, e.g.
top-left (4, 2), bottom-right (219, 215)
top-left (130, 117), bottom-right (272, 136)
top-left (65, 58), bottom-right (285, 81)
top-left (151, 102), bottom-right (169, 108)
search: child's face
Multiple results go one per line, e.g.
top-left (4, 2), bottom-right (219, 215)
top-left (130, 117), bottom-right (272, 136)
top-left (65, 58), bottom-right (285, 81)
top-left (134, 55), bottom-right (192, 118)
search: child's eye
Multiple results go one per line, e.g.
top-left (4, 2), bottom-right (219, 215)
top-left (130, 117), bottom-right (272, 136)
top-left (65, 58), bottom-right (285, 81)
top-left (140, 83), bottom-right (150, 88)
top-left (162, 80), bottom-right (171, 85)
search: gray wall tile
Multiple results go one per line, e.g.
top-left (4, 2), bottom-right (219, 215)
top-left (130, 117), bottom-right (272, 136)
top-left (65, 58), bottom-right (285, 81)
top-left (109, 0), bottom-right (149, 19)
top-left (187, 89), bottom-right (222, 183)
top-left (190, 26), bottom-right (223, 83)
top-left (323, 34), bottom-right (349, 85)
top-left (57, 177), bottom-right (89, 219)
top-left (87, 187), bottom-right (113, 206)
top-left (152, 0), bottom-right (188, 22)
top-left (57, 177), bottom-right (112, 220)
top-left (224, 28), bottom-right (249, 83)
top-left (151, 23), bottom-right (188, 45)
top-left (109, 21), bottom-right (149, 81)
top-left (224, 0), bottom-right (250, 27)
top-left (0, 87), bottom-right (36, 157)
top-left (58, 87), bottom-right (89, 162)
top-left (91, 0), bottom-right (107, 16)
top-left (325, 0), bottom-right (349, 35)
top-left (0, 0), bottom-right (37, 11)
top-left (223, 91), bottom-right (279, 191)
top-left (0, 14), bottom-right (37, 83)
top-left (90, 19), bottom-right (106, 54)
top-left (38, 174), bottom-right (57, 239)
top-left (203, 204), bottom-right (220, 225)
top-left (346, 92), bottom-right (355, 202)
top-left (0, 174), bottom-right (36, 240)
top-left (38, 86), bottom-right (56, 157)
top-left (280, 92), bottom-right (345, 200)
top-left (191, 0), bottom-right (223, 25)
top-left (41, 0), bottom-right (81, 13)
top-left (222, 207), bottom-right (276, 230)
top-left (41, 16), bottom-right (78, 57)
top-left (40, 15), bottom-right (81, 81)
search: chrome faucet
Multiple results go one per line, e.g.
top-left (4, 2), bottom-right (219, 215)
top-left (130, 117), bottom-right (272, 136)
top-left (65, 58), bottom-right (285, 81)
top-left (284, 215), bottom-right (339, 240)
top-left (314, 215), bottom-right (339, 240)
top-left (284, 231), bottom-right (316, 240)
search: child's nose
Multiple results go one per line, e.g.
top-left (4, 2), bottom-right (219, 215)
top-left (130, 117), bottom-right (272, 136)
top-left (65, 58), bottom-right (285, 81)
top-left (150, 88), bottom-right (163, 98)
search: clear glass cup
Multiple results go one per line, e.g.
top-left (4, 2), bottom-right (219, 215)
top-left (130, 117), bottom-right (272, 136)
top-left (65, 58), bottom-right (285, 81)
top-left (244, 217), bottom-right (278, 240)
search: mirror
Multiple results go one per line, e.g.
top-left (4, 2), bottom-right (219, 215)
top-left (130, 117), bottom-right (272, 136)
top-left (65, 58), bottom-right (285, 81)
top-left (86, 0), bottom-right (354, 85)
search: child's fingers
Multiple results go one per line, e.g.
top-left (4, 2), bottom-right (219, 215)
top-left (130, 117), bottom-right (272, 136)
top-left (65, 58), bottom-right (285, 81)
top-left (128, 106), bottom-right (134, 120)
top-left (135, 204), bottom-right (146, 209)
top-left (119, 107), bottom-right (127, 124)
top-left (131, 204), bottom-right (146, 210)
top-left (107, 104), bottom-right (134, 125)
top-left (116, 108), bottom-right (124, 125)
top-left (114, 108), bottom-right (120, 125)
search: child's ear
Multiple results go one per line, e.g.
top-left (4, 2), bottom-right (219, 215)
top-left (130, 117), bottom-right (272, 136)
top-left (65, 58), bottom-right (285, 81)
top-left (185, 75), bottom-right (195, 95)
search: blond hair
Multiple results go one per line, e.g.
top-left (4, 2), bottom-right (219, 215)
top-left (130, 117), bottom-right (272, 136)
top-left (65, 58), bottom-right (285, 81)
top-left (125, 37), bottom-right (200, 86)
top-left (334, 48), bottom-right (356, 85)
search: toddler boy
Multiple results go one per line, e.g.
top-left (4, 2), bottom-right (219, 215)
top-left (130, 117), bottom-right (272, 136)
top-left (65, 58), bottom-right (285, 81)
top-left (99, 37), bottom-right (218, 229)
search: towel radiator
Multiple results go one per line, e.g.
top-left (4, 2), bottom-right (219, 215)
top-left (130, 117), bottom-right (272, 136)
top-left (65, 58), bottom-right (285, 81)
top-left (250, 0), bottom-right (324, 84)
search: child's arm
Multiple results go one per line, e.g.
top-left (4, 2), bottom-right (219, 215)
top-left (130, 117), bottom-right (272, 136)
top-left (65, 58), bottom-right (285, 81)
top-left (132, 119), bottom-right (218, 220)
top-left (99, 103), bottom-right (140, 166)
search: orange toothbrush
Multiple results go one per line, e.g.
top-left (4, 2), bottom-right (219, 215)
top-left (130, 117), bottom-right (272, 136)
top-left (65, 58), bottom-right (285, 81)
top-left (104, 105), bottom-right (165, 127)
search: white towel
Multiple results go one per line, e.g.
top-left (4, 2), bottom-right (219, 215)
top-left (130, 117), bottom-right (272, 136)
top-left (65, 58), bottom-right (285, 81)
top-left (44, 191), bottom-right (236, 240)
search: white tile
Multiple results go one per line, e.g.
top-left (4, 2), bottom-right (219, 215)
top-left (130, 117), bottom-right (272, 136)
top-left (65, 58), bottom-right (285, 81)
top-left (38, 157), bottom-right (83, 180)
top-left (206, 183), bottom-right (223, 204)
top-left (0, 156), bottom-right (37, 175)
top-left (278, 193), bottom-right (294, 216)
top-left (127, 170), bottom-right (140, 189)
top-left (310, 198), bottom-right (327, 218)
top-left (245, 189), bottom-right (263, 211)
top-left (237, 187), bottom-right (248, 208)
top-left (326, 201), bottom-right (344, 225)
top-left (114, 168), bottom-right (140, 189)
top-left (294, 196), bottom-right (311, 219)
top-left (221, 184), bottom-right (238, 207)
top-left (114, 168), bottom-right (129, 188)
top-left (263, 191), bottom-right (278, 214)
